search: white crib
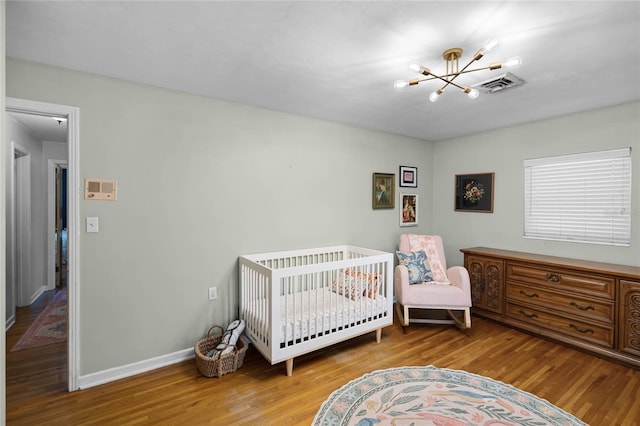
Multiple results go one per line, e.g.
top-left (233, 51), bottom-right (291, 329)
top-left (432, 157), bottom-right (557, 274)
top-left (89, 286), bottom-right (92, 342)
top-left (239, 245), bottom-right (393, 376)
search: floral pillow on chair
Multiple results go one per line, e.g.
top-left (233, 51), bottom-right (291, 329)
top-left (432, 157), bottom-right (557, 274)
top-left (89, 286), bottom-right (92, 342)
top-left (396, 250), bottom-right (434, 284)
top-left (407, 234), bottom-right (450, 284)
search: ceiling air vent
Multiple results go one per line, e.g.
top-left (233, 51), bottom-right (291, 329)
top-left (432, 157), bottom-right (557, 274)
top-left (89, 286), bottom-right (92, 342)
top-left (471, 72), bottom-right (524, 94)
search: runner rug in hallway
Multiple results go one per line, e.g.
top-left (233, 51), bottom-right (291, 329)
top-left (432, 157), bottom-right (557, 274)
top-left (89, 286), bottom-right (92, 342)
top-left (313, 365), bottom-right (586, 425)
top-left (11, 289), bottom-right (67, 351)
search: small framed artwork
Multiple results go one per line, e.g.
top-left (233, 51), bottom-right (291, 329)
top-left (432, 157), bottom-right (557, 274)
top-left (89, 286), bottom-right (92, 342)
top-left (372, 172), bottom-right (395, 209)
top-left (455, 172), bottom-right (495, 213)
top-left (399, 166), bottom-right (418, 187)
top-left (400, 194), bottom-right (418, 227)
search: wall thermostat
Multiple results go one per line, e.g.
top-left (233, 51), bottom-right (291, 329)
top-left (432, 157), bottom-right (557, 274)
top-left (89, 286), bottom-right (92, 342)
top-left (84, 178), bottom-right (117, 201)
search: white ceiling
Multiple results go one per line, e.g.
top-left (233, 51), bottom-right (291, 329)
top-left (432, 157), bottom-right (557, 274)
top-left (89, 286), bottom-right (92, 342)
top-left (5, 1), bottom-right (640, 143)
top-left (7, 111), bottom-right (68, 144)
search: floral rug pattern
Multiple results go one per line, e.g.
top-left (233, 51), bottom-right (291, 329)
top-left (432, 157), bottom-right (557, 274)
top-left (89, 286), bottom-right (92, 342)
top-left (313, 366), bottom-right (586, 426)
top-left (11, 289), bottom-right (67, 351)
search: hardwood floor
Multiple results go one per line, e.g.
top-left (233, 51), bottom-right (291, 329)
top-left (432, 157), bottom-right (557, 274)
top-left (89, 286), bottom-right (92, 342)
top-left (6, 301), bottom-right (640, 425)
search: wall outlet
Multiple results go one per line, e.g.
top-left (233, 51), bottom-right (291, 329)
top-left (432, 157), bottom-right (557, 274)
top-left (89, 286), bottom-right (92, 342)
top-left (208, 287), bottom-right (217, 301)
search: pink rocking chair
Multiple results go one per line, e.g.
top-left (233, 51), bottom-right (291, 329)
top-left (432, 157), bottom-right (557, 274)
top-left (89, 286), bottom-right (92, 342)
top-left (394, 234), bottom-right (471, 329)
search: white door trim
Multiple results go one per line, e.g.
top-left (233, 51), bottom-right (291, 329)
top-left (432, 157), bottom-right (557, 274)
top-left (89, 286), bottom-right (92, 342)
top-left (6, 97), bottom-right (80, 392)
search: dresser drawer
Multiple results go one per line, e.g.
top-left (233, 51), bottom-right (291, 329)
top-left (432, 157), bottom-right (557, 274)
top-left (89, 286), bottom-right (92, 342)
top-left (506, 302), bottom-right (614, 348)
top-left (506, 262), bottom-right (614, 299)
top-left (507, 282), bottom-right (614, 324)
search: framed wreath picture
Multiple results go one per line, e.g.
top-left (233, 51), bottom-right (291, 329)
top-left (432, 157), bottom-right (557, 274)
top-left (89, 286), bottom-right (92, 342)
top-left (455, 172), bottom-right (494, 213)
top-left (400, 194), bottom-right (418, 227)
top-left (399, 166), bottom-right (418, 187)
top-left (372, 172), bottom-right (395, 209)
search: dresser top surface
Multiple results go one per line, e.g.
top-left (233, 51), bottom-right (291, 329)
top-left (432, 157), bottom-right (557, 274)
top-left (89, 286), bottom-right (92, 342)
top-left (461, 247), bottom-right (640, 279)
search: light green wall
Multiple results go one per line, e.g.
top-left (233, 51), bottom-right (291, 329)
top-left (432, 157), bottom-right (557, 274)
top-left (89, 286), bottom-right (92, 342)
top-left (6, 58), bottom-right (433, 375)
top-left (433, 101), bottom-right (640, 267)
top-left (7, 56), bottom-right (639, 378)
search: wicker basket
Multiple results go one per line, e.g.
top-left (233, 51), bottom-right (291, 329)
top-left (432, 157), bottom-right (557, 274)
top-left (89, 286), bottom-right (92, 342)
top-left (194, 325), bottom-right (248, 378)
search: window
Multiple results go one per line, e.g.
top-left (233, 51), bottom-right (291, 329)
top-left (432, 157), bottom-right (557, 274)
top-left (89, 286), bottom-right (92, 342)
top-left (524, 147), bottom-right (632, 246)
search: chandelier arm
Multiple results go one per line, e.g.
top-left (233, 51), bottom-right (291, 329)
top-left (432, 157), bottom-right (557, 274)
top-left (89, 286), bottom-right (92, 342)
top-left (419, 69), bottom-right (451, 92)
top-left (420, 73), bottom-right (459, 81)
top-left (437, 78), bottom-right (467, 92)
top-left (416, 65), bottom-right (499, 82)
top-left (420, 72), bottom-right (466, 91)
top-left (421, 73), bottom-right (468, 92)
top-left (444, 57), bottom-right (478, 86)
top-left (457, 57), bottom-right (481, 75)
top-left (422, 55), bottom-right (477, 92)
top-left (456, 65), bottom-right (497, 74)
top-left (434, 59), bottom-right (497, 92)
top-left (418, 75), bottom-right (451, 82)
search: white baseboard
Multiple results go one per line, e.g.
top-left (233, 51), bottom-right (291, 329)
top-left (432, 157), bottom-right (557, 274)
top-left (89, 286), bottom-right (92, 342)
top-left (29, 285), bottom-right (48, 305)
top-left (78, 347), bottom-right (195, 390)
top-left (5, 315), bottom-right (16, 332)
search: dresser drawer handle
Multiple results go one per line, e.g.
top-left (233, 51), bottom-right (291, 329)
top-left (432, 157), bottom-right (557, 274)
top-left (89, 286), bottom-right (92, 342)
top-left (518, 309), bottom-right (538, 319)
top-left (570, 301), bottom-right (595, 311)
top-left (545, 273), bottom-right (560, 282)
top-left (569, 324), bottom-right (594, 334)
top-left (519, 290), bottom-right (539, 298)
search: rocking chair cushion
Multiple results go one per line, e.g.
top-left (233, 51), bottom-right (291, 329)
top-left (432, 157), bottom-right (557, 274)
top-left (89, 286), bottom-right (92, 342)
top-left (396, 250), bottom-right (433, 284)
top-left (407, 234), bottom-right (450, 284)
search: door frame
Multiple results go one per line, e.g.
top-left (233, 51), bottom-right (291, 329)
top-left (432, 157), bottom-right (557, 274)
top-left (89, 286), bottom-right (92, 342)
top-left (6, 97), bottom-right (80, 391)
top-left (48, 160), bottom-right (68, 290)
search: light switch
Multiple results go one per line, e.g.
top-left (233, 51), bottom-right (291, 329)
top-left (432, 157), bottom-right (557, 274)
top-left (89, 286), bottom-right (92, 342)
top-left (86, 217), bottom-right (99, 233)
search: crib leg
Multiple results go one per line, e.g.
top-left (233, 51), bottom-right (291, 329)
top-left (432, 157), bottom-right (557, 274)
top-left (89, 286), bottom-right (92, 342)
top-left (376, 328), bottom-right (382, 343)
top-left (286, 358), bottom-right (293, 377)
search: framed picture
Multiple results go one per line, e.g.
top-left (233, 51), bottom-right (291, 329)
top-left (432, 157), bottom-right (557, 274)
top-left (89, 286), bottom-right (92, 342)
top-left (455, 172), bottom-right (494, 213)
top-left (372, 172), bottom-right (395, 209)
top-left (399, 166), bottom-right (418, 187)
top-left (400, 194), bottom-right (418, 227)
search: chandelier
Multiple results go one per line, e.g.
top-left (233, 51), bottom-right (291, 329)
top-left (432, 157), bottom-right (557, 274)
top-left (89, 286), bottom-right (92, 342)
top-left (394, 39), bottom-right (521, 102)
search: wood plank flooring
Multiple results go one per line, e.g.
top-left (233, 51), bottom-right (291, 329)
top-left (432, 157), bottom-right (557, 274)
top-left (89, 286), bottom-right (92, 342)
top-left (6, 297), bottom-right (640, 425)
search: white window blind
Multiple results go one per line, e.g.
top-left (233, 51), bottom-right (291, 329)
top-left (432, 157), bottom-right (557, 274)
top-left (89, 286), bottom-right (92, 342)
top-left (524, 147), bottom-right (632, 246)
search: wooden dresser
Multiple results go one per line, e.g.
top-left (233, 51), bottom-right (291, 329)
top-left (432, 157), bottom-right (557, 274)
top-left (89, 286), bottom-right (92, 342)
top-left (461, 247), bottom-right (640, 369)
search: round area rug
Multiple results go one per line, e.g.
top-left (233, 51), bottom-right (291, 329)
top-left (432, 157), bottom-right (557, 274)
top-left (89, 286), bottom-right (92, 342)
top-left (313, 366), bottom-right (586, 425)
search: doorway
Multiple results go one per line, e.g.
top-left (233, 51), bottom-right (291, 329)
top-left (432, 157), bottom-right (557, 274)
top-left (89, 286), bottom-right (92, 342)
top-left (56, 165), bottom-right (68, 289)
top-left (5, 97), bottom-right (80, 391)
top-left (49, 161), bottom-right (68, 290)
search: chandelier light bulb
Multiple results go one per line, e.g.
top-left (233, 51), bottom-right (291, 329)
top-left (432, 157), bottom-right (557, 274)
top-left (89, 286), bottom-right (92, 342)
top-left (483, 38), bottom-right (499, 53)
top-left (394, 80), bottom-right (410, 89)
top-left (503, 56), bottom-right (522, 68)
top-left (467, 88), bottom-right (480, 99)
top-left (409, 62), bottom-right (423, 72)
top-left (429, 90), bottom-right (441, 102)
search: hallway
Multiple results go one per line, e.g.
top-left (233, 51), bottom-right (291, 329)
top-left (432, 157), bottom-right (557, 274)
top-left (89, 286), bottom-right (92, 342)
top-left (5, 290), bottom-right (68, 400)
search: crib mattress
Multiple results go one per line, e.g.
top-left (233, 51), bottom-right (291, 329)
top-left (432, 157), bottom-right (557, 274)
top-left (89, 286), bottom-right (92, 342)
top-left (245, 287), bottom-right (388, 345)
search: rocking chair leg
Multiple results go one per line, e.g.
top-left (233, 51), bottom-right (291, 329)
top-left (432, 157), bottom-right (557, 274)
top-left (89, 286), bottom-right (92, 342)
top-left (445, 309), bottom-right (472, 330)
top-left (395, 303), bottom-right (409, 333)
top-left (464, 308), bottom-right (471, 329)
